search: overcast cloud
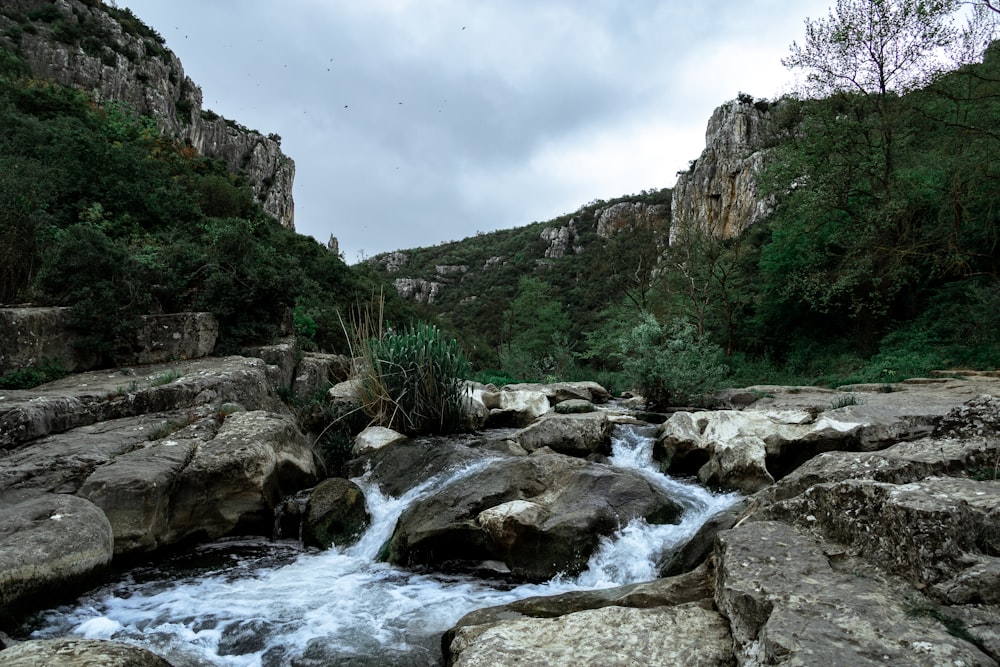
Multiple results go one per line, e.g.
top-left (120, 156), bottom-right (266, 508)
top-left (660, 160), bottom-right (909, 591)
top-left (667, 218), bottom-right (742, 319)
top-left (118, 0), bottom-right (832, 263)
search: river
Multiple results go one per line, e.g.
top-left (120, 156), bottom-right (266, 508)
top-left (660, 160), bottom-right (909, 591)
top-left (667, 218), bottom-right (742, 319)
top-left (21, 424), bottom-right (739, 666)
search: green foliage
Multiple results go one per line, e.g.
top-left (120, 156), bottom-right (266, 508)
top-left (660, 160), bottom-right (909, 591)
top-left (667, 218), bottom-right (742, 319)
top-left (356, 322), bottom-right (471, 436)
top-left (619, 313), bottom-right (730, 408)
top-left (0, 63), bottom-right (415, 359)
top-left (828, 394), bottom-right (862, 410)
top-left (0, 360), bottom-right (67, 389)
top-left (150, 369), bottom-right (183, 386)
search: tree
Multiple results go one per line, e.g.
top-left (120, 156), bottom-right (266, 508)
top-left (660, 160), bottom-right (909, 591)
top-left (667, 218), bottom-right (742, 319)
top-left (784, 0), bottom-right (964, 98)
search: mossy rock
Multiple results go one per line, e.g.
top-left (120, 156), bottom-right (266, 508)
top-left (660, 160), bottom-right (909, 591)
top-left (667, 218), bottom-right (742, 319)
top-left (555, 399), bottom-right (596, 414)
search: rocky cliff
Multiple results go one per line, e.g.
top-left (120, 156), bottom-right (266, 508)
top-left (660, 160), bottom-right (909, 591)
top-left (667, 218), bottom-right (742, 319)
top-left (670, 97), bottom-right (776, 243)
top-left (0, 0), bottom-right (295, 228)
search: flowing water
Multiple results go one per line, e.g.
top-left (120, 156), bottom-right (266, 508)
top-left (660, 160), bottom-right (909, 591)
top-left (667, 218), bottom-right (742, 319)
top-left (22, 424), bottom-right (739, 666)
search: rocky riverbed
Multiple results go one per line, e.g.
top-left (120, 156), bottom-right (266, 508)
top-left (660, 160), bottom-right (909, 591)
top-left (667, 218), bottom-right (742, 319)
top-left (1, 343), bottom-right (998, 665)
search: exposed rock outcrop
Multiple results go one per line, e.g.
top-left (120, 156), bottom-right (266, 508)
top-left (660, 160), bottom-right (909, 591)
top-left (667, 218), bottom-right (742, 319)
top-left (671, 97), bottom-right (775, 243)
top-left (0, 637), bottom-right (173, 667)
top-left (595, 201), bottom-right (670, 238)
top-left (0, 0), bottom-right (295, 227)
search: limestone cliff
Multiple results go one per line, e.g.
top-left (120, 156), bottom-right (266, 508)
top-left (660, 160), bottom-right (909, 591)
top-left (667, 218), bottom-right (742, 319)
top-left (0, 0), bottom-right (295, 228)
top-left (670, 97), bottom-right (775, 243)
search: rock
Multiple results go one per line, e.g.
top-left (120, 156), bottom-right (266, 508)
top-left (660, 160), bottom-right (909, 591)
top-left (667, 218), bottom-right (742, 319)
top-left (595, 201), bottom-right (670, 239)
top-left (671, 97), bottom-right (775, 243)
top-left (291, 353), bottom-right (351, 401)
top-left (554, 399), bottom-right (595, 414)
top-left (76, 435), bottom-right (202, 556)
top-left (393, 277), bottom-right (442, 304)
top-left (715, 520), bottom-right (996, 666)
top-left (352, 426), bottom-right (408, 456)
top-left (515, 412), bottom-right (613, 458)
top-left (502, 381), bottom-right (612, 405)
top-left (753, 476), bottom-right (1000, 596)
top-left (0, 492), bottom-right (113, 623)
top-left (660, 501), bottom-right (746, 577)
top-left (346, 436), bottom-right (486, 498)
top-left (0, 307), bottom-right (98, 375)
top-left (163, 411), bottom-right (318, 543)
top-left (655, 402), bottom-right (949, 493)
top-left (0, 638), bottom-right (172, 666)
top-left (244, 337), bottom-right (298, 391)
top-left (447, 601), bottom-right (732, 667)
top-left (4, 2), bottom-right (295, 227)
top-left (540, 222), bottom-right (578, 259)
top-left (384, 451), bottom-right (682, 581)
top-left (130, 312), bottom-right (218, 366)
top-left (327, 378), bottom-right (362, 406)
top-left (0, 356), bottom-right (286, 451)
top-left (482, 388), bottom-right (549, 428)
top-left (302, 478), bottom-right (370, 549)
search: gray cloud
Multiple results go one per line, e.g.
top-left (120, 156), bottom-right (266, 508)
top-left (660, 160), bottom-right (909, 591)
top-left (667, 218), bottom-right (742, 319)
top-left (119, 0), bottom-right (831, 261)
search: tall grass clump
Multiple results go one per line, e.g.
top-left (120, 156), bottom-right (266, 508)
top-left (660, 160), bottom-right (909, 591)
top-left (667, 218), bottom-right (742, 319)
top-left (350, 305), bottom-right (470, 435)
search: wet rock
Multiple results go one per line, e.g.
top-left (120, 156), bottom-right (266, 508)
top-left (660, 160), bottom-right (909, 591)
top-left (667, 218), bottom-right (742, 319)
top-left (384, 451), bottom-right (682, 581)
top-left (514, 412), bottom-right (612, 458)
top-left (481, 388), bottom-right (549, 428)
top-left (554, 399), bottom-right (595, 414)
top-left (353, 426), bottom-right (408, 456)
top-left (0, 492), bottom-right (113, 623)
top-left (303, 478), bottom-right (370, 549)
top-left (0, 637), bottom-right (172, 666)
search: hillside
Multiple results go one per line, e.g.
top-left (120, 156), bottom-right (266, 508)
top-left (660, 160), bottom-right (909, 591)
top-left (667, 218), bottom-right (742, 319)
top-left (0, 0), bottom-right (414, 369)
top-left (371, 43), bottom-right (1000, 386)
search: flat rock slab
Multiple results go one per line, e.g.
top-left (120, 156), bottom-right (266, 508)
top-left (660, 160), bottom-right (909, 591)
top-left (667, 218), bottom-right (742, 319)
top-left (0, 355), bottom-right (285, 450)
top-left (448, 601), bottom-right (732, 667)
top-left (0, 492), bottom-right (113, 619)
top-left (715, 520), bottom-right (997, 666)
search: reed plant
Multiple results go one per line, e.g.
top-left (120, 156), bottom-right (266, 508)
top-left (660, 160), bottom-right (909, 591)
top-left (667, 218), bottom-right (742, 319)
top-left (348, 300), bottom-right (470, 436)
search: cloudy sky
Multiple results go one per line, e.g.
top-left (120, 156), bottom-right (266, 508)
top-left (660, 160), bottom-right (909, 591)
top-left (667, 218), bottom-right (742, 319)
top-left (118, 0), bottom-right (832, 263)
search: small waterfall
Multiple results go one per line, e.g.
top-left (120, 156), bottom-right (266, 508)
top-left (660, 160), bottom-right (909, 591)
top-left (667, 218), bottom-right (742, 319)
top-left (25, 424), bottom-right (739, 666)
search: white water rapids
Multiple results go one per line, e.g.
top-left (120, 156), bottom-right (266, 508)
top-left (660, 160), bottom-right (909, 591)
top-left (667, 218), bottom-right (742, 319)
top-left (24, 424), bottom-right (739, 666)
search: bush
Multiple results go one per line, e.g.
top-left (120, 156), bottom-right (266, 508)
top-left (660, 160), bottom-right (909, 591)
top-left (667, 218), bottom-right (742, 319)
top-left (619, 314), bottom-right (729, 408)
top-left (356, 322), bottom-right (471, 435)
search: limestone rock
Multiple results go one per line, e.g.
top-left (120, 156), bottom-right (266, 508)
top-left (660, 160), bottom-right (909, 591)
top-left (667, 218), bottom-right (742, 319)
top-left (448, 602), bottom-right (732, 667)
top-left (595, 201), bottom-right (670, 239)
top-left (131, 312), bottom-right (218, 365)
top-left (715, 520), bottom-right (996, 666)
top-left (302, 478), bottom-right (370, 549)
top-left (482, 388), bottom-right (550, 428)
top-left (540, 221), bottom-right (578, 259)
top-left (671, 98), bottom-right (775, 243)
top-left (163, 411), bottom-right (318, 543)
top-left (554, 399), bottom-right (595, 414)
top-left (515, 412), bottom-right (613, 458)
top-left (0, 492), bottom-right (113, 619)
top-left (352, 426), bottom-right (408, 456)
top-left (502, 381), bottom-right (612, 405)
top-left (0, 307), bottom-right (98, 375)
top-left (754, 476), bottom-right (1000, 594)
top-left (291, 353), bottom-right (351, 401)
top-left (392, 277), bottom-right (442, 304)
top-left (1, 1), bottom-right (295, 227)
top-left (384, 451), bottom-right (682, 581)
top-left (0, 638), bottom-right (172, 667)
top-left (244, 337), bottom-right (298, 392)
top-left (0, 356), bottom-right (285, 450)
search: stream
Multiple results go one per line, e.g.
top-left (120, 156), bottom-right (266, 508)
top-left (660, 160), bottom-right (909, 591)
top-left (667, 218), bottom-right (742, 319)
top-left (20, 424), bottom-right (739, 666)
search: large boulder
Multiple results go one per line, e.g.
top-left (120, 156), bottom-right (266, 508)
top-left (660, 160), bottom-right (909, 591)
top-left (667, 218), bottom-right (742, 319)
top-left (447, 602), bottom-right (732, 667)
top-left (162, 410), bottom-right (319, 543)
top-left (352, 426), bottom-right (408, 457)
top-left (0, 307), bottom-right (99, 375)
top-left (514, 412), bottom-right (613, 458)
top-left (0, 492), bottom-right (113, 624)
top-left (502, 381), bottom-right (612, 405)
top-left (715, 520), bottom-right (995, 666)
top-left (291, 352), bottom-right (351, 402)
top-left (302, 478), bottom-right (370, 549)
top-left (384, 451), bottom-right (683, 581)
top-left (131, 312), bottom-right (218, 366)
top-left (72, 410), bottom-right (318, 553)
top-left (0, 638), bottom-right (172, 667)
top-left (480, 388), bottom-right (550, 428)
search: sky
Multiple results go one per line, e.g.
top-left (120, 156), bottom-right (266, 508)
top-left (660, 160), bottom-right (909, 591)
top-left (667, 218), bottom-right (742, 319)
top-left (117, 0), bottom-right (833, 264)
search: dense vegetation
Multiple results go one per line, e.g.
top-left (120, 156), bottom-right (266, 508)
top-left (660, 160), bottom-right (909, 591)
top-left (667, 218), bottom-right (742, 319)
top-left (0, 43), bottom-right (413, 366)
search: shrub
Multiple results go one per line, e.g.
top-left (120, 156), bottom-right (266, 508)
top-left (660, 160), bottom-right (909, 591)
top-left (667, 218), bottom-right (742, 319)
top-left (619, 313), bottom-right (729, 409)
top-left (356, 321), bottom-right (470, 435)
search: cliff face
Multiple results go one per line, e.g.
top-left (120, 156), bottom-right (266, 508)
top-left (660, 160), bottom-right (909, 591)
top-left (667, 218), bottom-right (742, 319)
top-left (670, 98), bottom-right (775, 243)
top-left (0, 0), bottom-right (295, 228)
